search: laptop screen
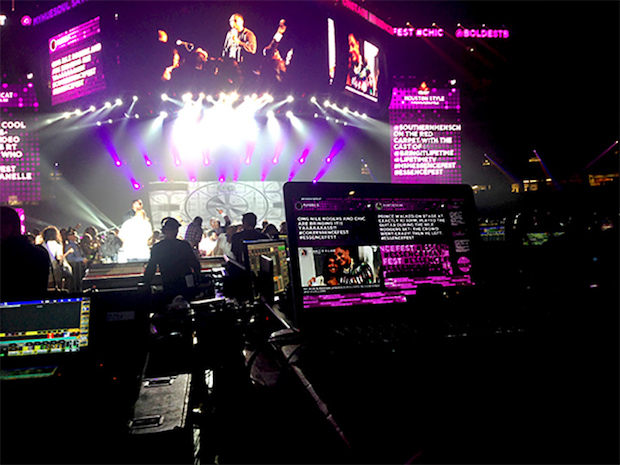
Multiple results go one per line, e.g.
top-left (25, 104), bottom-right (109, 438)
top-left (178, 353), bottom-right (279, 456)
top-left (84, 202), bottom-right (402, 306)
top-left (283, 182), bottom-right (480, 322)
top-left (0, 296), bottom-right (91, 359)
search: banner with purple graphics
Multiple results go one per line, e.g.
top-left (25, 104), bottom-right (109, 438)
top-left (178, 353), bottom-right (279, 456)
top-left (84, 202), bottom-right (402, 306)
top-left (49, 16), bottom-right (106, 106)
top-left (389, 85), bottom-right (462, 184)
top-left (0, 117), bottom-right (41, 204)
top-left (0, 83), bottom-right (39, 109)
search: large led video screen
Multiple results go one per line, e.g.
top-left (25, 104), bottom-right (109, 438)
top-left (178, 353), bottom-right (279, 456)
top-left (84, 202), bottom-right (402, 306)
top-left (122, 2), bottom-right (332, 103)
top-left (19, 1), bottom-right (394, 115)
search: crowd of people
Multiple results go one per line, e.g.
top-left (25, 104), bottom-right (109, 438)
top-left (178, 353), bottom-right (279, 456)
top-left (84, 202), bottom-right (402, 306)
top-left (0, 202), bottom-right (287, 301)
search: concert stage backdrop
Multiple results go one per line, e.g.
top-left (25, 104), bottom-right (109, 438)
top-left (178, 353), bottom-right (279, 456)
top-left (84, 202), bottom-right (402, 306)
top-left (148, 181), bottom-right (285, 229)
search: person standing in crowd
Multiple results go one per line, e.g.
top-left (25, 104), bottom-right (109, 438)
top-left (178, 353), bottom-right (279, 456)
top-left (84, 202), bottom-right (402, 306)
top-left (65, 228), bottom-right (88, 293)
top-left (118, 210), bottom-right (153, 262)
top-left (262, 223), bottom-right (280, 239)
top-left (100, 229), bottom-right (123, 263)
top-left (210, 210), bottom-right (231, 235)
top-left (231, 212), bottom-right (268, 264)
top-left (0, 206), bottom-right (50, 301)
top-left (213, 224), bottom-right (236, 259)
top-left (185, 216), bottom-right (204, 254)
top-left (199, 229), bottom-right (219, 257)
top-left (42, 225), bottom-right (74, 291)
top-left (80, 226), bottom-right (101, 265)
top-left (142, 217), bottom-right (202, 301)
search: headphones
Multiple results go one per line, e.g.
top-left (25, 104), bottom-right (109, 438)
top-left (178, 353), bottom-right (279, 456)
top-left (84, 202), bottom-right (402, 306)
top-left (161, 217), bottom-right (181, 230)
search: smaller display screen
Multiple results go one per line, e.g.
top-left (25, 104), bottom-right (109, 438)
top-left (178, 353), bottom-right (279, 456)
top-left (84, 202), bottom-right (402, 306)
top-left (0, 297), bottom-right (91, 357)
top-left (49, 16), bottom-right (106, 106)
top-left (328, 17), bottom-right (382, 103)
top-left (245, 239), bottom-right (290, 295)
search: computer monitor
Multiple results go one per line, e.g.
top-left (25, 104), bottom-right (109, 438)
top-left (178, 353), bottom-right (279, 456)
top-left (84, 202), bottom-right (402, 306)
top-left (0, 296), bottom-right (91, 360)
top-left (244, 239), bottom-right (291, 299)
top-left (283, 182), bottom-right (481, 324)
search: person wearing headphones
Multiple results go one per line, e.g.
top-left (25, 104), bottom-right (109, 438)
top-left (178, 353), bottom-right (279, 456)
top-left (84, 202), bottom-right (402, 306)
top-left (142, 217), bottom-right (201, 300)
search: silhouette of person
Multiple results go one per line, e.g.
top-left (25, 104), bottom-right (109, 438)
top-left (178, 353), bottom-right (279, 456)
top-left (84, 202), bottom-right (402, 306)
top-left (231, 212), bottom-right (268, 264)
top-left (0, 206), bottom-right (50, 300)
top-left (143, 217), bottom-right (201, 301)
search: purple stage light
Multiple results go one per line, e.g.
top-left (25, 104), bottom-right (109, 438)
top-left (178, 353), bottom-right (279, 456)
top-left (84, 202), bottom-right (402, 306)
top-left (327, 139), bottom-right (346, 164)
top-left (245, 142), bottom-right (255, 165)
top-left (272, 140), bottom-right (284, 164)
top-left (314, 166), bottom-right (328, 182)
top-left (21, 16), bottom-right (32, 26)
top-left (298, 148), bottom-right (310, 164)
